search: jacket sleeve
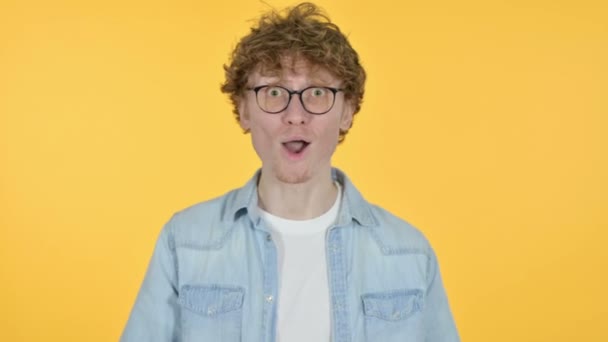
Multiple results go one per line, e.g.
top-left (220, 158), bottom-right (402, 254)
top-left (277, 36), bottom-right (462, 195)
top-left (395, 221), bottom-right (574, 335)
top-left (120, 221), bottom-right (180, 342)
top-left (424, 248), bottom-right (460, 341)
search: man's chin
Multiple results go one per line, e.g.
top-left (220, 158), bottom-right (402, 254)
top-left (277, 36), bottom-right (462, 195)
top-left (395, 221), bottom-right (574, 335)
top-left (274, 166), bottom-right (312, 185)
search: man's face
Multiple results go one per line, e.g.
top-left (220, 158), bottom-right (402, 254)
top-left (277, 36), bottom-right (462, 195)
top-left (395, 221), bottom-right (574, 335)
top-left (238, 58), bottom-right (354, 185)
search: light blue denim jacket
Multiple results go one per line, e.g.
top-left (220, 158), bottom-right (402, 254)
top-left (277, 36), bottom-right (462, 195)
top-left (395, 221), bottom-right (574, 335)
top-left (121, 169), bottom-right (459, 342)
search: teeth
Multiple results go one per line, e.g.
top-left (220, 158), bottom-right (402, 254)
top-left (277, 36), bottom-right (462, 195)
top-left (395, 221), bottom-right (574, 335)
top-left (284, 141), bottom-right (307, 153)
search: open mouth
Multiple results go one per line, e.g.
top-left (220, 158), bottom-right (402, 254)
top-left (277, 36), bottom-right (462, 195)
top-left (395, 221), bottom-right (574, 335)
top-left (282, 140), bottom-right (310, 155)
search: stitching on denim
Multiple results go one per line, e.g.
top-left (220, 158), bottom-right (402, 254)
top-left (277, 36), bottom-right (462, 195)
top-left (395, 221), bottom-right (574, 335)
top-left (363, 288), bottom-right (423, 299)
top-left (179, 284), bottom-right (245, 316)
top-left (362, 289), bottom-right (424, 321)
top-left (365, 226), bottom-right (430, 256)
top-left (175, 226), bottom-right (235, 250)
top-left (327, 227), bottom-right (350, 342)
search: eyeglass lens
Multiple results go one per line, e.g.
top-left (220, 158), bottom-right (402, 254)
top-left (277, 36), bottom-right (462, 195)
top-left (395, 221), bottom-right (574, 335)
top-left (256, 86), bottom-right (336, 114)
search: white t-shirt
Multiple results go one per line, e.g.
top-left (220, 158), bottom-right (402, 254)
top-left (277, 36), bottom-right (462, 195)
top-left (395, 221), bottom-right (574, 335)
top-left (258, 183), bottom-right (341, 342)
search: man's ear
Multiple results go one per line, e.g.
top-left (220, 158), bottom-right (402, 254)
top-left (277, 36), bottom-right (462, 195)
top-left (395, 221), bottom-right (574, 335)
top-left (339, 101), bottom-right (354, 131)
top-left (238, 99), bottom-right (251, 131)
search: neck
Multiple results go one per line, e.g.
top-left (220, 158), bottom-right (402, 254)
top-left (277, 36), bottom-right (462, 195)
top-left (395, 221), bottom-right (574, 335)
top-left (257, 169), bottom-right (337, 220)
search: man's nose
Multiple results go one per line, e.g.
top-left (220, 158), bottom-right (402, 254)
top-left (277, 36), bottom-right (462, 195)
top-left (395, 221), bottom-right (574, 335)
top-left (282, 94), bottom-right (309, 125)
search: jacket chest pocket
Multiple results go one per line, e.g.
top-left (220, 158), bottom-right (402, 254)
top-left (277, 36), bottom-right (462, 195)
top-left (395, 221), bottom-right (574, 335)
top-left (361, 289), bottom-right (424, 342)
top-left (178, 285), bottom-right (245, 342)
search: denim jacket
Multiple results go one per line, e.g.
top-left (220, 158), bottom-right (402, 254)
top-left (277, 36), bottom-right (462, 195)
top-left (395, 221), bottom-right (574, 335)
top-left (121, 169), bottom-right (459, 342)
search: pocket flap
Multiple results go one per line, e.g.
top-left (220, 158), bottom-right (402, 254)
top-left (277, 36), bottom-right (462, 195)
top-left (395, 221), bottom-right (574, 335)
top-left (179, 284), bottom-right (245, 316)
top-left (362, 289), bottom-right (423, 321)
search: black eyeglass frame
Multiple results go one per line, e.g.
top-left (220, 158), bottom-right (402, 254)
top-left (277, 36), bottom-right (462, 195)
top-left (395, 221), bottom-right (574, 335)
top-left (247, 85), bottom-right (343, 115)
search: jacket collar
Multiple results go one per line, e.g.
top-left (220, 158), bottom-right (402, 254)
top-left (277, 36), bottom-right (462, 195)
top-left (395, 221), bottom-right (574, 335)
top-left (224, 168), bottom-right (378, 228)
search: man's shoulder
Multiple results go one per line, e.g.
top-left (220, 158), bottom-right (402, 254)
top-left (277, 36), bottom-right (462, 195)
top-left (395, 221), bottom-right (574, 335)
top-left (365, 204), bottom-right (432, 255)
top-left (337, 168), bottom-right (433, 254)
top-left (162, 188), bottom-right (244, 249)
top-left (173, 188), bottom-right (240, 222)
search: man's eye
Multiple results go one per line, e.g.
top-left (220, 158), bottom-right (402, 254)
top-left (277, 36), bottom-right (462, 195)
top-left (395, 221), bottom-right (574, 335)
top-left (311, 88), bottom-right (326, 97)
top-left (267, 87), bottom-right (283, 97)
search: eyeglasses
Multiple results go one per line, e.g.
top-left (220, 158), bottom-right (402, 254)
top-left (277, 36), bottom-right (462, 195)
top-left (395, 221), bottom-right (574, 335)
top-left (247, 85), bottom-right (343, 115)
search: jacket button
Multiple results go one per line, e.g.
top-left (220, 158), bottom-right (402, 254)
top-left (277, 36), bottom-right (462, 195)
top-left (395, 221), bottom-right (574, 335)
top-left (266, 234), bottom-right (272, 242)
top-left (265, 295), bottom-right (273, 303)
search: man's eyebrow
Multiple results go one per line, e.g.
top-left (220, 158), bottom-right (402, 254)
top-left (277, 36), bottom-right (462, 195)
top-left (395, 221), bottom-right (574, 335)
top-left (256, 75), bottom-right (281, 84)
top-left (254, 72), bottom-right (338, 87)
top-left (310, 75), bottom-right (336, 86)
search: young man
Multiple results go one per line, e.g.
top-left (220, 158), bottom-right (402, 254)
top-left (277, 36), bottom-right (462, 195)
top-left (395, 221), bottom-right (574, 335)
top-left (121, 3), bottom-right (459, 341)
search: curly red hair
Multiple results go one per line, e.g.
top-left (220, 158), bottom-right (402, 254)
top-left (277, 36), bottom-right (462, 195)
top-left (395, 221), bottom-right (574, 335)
top-left (220, 2), bottom-right (366, 142)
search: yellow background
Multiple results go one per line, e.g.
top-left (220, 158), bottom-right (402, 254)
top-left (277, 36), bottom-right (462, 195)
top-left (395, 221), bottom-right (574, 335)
top-left (1, 0), bottom-right (607, 340)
